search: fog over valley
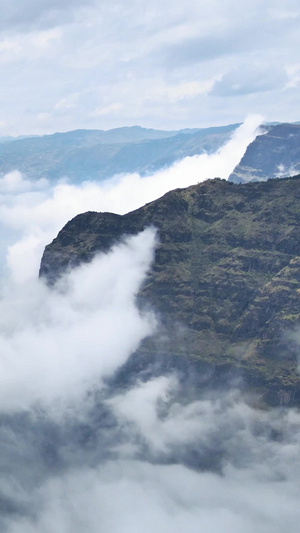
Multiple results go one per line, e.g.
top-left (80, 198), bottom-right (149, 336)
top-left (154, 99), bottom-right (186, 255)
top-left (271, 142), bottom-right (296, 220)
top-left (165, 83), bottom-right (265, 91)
top-left (0, 120), bottom-right (297, 531)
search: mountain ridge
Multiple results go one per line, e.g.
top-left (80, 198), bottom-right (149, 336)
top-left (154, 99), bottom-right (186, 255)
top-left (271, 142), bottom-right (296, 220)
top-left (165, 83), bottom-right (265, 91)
top-left (229, 123), bottom-right (300, 183)
top-left (40, 175), bottom-right (300, 406)
top-left (0, 124), bottom-right (239, 182)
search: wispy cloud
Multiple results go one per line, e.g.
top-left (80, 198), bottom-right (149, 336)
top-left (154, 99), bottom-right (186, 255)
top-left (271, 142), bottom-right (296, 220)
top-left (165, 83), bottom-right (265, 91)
top-left (0, 228), bottom-right (157, 413)
top-left (0, 0), bottom-right (298, 134)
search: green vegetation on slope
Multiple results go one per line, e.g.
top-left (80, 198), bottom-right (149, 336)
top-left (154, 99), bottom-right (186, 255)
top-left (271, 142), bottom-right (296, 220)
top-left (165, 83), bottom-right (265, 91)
top-left (40, 176), bottom-right (300, 405)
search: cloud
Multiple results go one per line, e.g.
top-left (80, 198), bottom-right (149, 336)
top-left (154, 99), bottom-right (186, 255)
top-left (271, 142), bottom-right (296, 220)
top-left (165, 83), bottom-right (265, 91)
top-left (212, 63), bottom-right (289, 97)
top-left (148, 79), bottom-right (217, 104)
top-left (90, 102), bottom-right (123, 117)
top-left (3, 387), bottom-right (300, 532)
top-left (0, 0), bottom-right (299, 134)
top-left (0, 171), bottom-right (42, 194)
top-left (0, 228), bottom-right (156, 413)
top-left (0, 121), bottom-right (296, 533)
top-left (0, 0), bottom-right (96, 34)
top-left (275, 163), bottom-right (300, 178)
top-left (150, 0), bottom-right (300, 86)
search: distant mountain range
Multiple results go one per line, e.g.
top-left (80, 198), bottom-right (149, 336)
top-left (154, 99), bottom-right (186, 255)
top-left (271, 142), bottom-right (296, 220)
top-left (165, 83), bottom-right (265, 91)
top-left (2, 121), bottom-right (300, 185)
top-left (229, 123), bottom-right (300, 183)
top-left (0, 124), bottom-right (239, 182)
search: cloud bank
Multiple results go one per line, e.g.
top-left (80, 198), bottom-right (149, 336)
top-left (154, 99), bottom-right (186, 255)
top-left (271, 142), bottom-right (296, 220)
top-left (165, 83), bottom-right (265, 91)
top-left (0, 116), bottom-right (261, 282)
top-left (0, 228), bottom-right (156, 413)
top-left (0, 121), bottom-right (297, 532)
top-left (3, 384), bottom-right (300, 532)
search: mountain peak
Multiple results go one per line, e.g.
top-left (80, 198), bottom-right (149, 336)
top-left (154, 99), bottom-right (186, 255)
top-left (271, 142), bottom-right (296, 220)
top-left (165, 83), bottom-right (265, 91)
top-left (40, 176), bottom-right (300, 406)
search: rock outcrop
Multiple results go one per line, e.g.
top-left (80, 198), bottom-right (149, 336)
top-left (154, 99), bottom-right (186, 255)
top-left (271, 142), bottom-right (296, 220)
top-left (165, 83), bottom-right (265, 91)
top-left (40, 176), bottom-right (300, 405)
top-left (229, 123), bottom-right (300, 183)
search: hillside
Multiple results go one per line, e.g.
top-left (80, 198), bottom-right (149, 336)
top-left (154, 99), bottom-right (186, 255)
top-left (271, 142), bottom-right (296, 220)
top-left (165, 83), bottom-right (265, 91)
top-left (40, 176), bottom-right (300, 406)
top-left (0, 124), bottom-right (238, 182)
top-left (229, 123), bottom-right (300, 183)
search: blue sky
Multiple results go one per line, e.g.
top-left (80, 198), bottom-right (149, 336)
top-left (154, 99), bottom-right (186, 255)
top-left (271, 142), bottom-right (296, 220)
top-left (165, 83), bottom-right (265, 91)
top-left (0, 0), bottom-right (300, 135)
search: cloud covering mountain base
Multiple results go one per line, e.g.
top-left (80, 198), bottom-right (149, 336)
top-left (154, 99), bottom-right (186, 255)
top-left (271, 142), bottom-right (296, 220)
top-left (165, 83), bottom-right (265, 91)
top-left (0, 118), bottom-right (298, 531)
top-left (3, 380), bottom-right (300, 532)
top-left (0, 221), bottom-right (299, 533)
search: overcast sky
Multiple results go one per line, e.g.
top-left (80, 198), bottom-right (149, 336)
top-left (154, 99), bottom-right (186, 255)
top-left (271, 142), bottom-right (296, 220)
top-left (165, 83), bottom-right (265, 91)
top-left (0, 0), bottom-right (299, 135)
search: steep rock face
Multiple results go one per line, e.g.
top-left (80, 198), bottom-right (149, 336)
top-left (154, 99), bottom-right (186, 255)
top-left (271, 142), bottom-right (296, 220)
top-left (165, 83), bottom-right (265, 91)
top-left (40, 177), bottom-right (300, 405)
top-left (228, 124), bottom-right (300, 183)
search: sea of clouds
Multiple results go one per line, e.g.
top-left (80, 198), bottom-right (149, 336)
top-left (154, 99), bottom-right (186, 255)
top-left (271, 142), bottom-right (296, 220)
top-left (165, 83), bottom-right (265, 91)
top-left (0, 116), bottom-right (299, 532)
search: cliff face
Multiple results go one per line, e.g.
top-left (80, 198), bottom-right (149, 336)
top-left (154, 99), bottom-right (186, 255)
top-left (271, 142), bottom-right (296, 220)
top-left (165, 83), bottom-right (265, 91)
top-left (40, 176), bottom-right (300, 406)
top-left (228, 124), bottom-right (300, 183)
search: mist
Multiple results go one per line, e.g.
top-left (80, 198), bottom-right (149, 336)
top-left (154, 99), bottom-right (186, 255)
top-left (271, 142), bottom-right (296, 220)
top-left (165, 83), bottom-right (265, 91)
top-left (3, 384), bottom-right (300, 532)
top-left (0, 228), bottom-right (157, 412)
top-left (0, 115), bottom-right (261, 282)
top-left (0, 116), bottom-right (298, 531)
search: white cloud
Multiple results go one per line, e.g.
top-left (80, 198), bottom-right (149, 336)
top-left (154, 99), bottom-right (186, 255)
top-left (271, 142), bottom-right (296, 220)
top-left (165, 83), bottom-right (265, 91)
top-left (36, 112), bottom-right (52, 122)
top-left (212, 63), bottom-right (288, 97)
top-left (0, 0), bottom-right (298, 134)
top-left (275, 163), bottom-right (300, 178)
top-left (4, 391), bottom-right (300, 532)
top-left (285, 63), bottom-right (300, 88)
top-left (151, 79), bottom-right (217, 103)
top-left (0, 119), bottom-right (295, 533)
top-left (0, 228), bottom-right (156, 413)
top-left (54, 92), bottom-right (80, 111)
top-left (0, 171), bottom-right (34, 193)
top-left (0, 0), bottom-right (95, 33)
top-left (0, 28), bottom-right (61, 66)
top-left (0, 37), bottom-right (21, 63)
top-left (30, 28), bottom-right (61, 49)
top-left (90, 102), bottom-right (123, 117)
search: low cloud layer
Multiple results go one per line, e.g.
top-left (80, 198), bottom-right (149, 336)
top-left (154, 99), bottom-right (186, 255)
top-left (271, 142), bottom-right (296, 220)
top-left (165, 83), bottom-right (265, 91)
top-left (3, 382), bottom-right (300, 532)
top-left (0, 122), bottom-right (297, 531)
top-left (0, 116), bottom-right (261, 282)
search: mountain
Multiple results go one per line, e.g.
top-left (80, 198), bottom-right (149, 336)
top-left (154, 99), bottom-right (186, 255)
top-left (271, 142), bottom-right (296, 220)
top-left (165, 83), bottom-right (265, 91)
top-left (229, 123), bottom-right (300, 183)
top-left (0, 134), bottom-right (37, 143)
top-left (40, 176), bottom-right (300, 407)
top-left (0, 124), bottom-right (239, 182)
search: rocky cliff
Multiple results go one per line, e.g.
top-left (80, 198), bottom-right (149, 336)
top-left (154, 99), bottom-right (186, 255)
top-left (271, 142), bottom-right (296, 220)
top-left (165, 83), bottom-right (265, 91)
top-left (40, 176), bottom-right (300, 406)
top-left (229, 123), bottom-right (300, 183)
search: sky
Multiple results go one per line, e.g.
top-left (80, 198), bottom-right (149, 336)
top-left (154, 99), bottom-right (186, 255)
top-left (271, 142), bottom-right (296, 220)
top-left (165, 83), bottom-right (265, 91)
top-left (0, 119), bottom-right (294, 533)
top-left (0, 119), bottom-right (297, 533)
top-left (0, 0), bottom-right (300, 135)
